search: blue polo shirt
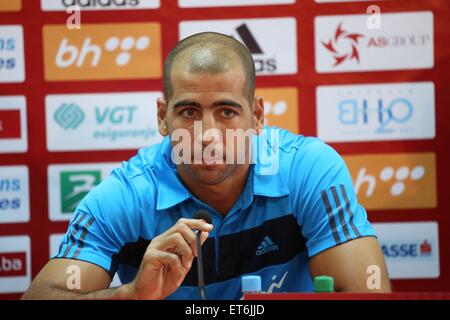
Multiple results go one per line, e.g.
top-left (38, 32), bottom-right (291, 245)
top-left (53, 126), bottom-right (376, 299)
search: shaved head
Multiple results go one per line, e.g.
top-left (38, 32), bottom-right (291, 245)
top-left (164, 32), bottom-right (256, 104)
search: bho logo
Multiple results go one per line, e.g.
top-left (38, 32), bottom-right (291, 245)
top-left (316, 82), bottom-right (435, 142)
top-left (43, 23), bottom-right (162, 81)
top-left (54, 103), bottom-right (85, 130)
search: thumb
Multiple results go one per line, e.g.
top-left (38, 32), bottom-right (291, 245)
top-left (200, 231), bottom-right (210, 246)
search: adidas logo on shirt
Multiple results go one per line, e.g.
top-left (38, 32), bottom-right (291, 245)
top-left (256, 236), bottom-right (279, 256)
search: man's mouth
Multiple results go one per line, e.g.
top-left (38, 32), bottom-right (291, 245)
top-left (192, 156), bottom-right (225, 165)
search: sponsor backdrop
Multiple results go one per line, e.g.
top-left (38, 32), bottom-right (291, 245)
top-left (0, 0), bottom-right (449, 297)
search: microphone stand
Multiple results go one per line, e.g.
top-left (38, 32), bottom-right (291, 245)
top-left (196, 230), bottom-right (207, 300)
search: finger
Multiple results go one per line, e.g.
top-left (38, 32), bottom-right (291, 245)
top-left (171, 223), bottom-right (198, 256)
top-left (165, 219), bottom-right (213, 257)
top-left (153, 251), bottom-right (187, 287)
top-left (176, 218), bottom-right (213, 233)
top-left (161, 233), bottom-right (194, 269)
top-left (199, 231), bottom-right (210, 246)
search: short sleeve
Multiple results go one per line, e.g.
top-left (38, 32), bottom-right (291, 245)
top-left (52, 167), bottom-right (142, 278)
top-left (290, 138), bottom-right (376, 258)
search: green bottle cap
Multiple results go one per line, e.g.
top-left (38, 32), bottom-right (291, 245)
top-left (314, 276), bottom-right (334, 292)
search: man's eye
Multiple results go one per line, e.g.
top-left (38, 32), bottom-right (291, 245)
top-left (221, 109), bottom-right (237, 118)
top-left (181, 109), bottom-right (197, 118)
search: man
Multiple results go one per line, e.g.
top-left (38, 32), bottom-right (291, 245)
top-left (23, 32), bottom-right (391, 300)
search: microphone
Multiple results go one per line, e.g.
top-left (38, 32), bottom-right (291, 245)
top-left (193, 210), bottom-right (212, 300)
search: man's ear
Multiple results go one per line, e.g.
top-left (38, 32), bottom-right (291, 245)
top-left (157, 97), bottom-right (169, 136)
top-left (252, 96), bottom-right (264, 133)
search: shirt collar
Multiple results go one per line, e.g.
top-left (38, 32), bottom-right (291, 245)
top-left (154, 137), bottom-right (191, 211)
top-left (252, 126), bottom-right (290, 198)
top-left (153, 127), bottom-right (290, 211)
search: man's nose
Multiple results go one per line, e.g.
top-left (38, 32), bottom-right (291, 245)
top-left (197, 114), bottom-right (220, 146)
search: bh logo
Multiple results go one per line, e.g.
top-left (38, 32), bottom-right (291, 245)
top-left (345, 152), bottom-right (436, 209)
top-left (355, 165), bottom-right (425, 197)
top-left (43, 23), bottom-right (162, 81)
top-left (56, 35), bottom-right (151, 68)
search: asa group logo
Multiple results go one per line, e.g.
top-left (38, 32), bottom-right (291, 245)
top-left (0, 166), bottom-right (29, 224)
top-left (41, 0), bottom-right (160, 11)
top-left (0, 96), bottom-right (27, 153)
top-left (46, 92), bottom-right (162, 151)
top-left (315, 11), bottom-right (434, 73)
top-left (0, 25), bottom-right (25, 83)
top-left (48, 163), bottom-right (120, 221)
top-left (344, 152), bottom-right (436, 210)
top-left (0, 0), bottom-right (21, 11)
top-left (316, 82), bottom-right (435, 142)
top-left (0, 236), bottom-right (31, 294)
top-left (180, 17), bottom-right (297, 75)
top-left (43, 23), bottom-right (161, 81)
top-left (373, 222), bottom-right (439, 279)
top-left (179, 0), bottom-right (295, 7)
top-left (255, 87), bottom-right (299, 134)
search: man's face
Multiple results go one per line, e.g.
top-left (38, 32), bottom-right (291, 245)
top-left (158, 62), bottom-right (263, 186)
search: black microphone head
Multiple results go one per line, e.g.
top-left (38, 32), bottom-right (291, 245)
top-left (193, 210), bottom-right (212, 225)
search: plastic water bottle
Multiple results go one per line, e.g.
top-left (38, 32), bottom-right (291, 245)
top-left (241, 275), bottom-right (262, 297)
top-left (314, 275), bottom-right (334, 293)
